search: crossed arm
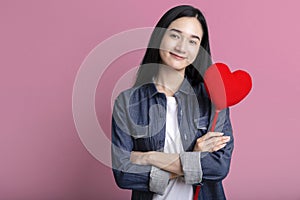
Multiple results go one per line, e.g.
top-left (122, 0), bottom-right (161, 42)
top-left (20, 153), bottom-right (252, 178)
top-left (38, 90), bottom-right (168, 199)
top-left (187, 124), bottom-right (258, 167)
top-left (112, 96), bottom-right (233, 194)
top-left (130, 131), bottom-right (231, 178)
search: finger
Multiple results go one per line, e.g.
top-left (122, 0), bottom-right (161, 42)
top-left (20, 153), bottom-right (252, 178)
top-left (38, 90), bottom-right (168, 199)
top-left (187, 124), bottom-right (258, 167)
top-left (212, 143), bottom-right (227, 152)
top-left (203, 132), bottom-right (224, 140)
top-left (209, 135), bottom-right (230, 143)
top-left (202, 136), bottom-right (229, 151)
top-left (210, 136), bottom-right (230, 152)
top-left (195, 134), bottom-right (229, 152)
top-left (217, 136), bottom-right (231, 145)
top-left (222, 136), bottom-right (231, 142)
top-left (201, 139), bottom-right (219, 152)
top-left (204, 135), bottom-right (226, 146)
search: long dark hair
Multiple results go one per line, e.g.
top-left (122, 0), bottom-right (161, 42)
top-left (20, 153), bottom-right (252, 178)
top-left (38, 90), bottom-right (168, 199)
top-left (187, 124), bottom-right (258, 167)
top-left (133, 5), bottom-right (212, 88)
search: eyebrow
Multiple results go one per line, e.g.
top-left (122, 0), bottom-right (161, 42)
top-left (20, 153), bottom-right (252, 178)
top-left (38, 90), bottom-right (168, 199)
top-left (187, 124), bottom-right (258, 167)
top-left (169, 28), bottom-right (201, 41)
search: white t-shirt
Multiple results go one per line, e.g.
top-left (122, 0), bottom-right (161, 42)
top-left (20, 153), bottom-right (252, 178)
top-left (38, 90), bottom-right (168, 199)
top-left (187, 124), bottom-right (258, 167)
top-left (152, 96), bottom-right (193, 200)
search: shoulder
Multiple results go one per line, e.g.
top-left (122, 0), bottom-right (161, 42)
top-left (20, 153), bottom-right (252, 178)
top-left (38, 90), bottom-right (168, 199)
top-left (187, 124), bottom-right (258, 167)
top-left (114, 83), bottom-right (154, 106)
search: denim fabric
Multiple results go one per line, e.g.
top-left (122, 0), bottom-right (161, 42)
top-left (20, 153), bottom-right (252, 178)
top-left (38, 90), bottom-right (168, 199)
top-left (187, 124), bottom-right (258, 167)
top-left (111, 77), bottom-right (234, 200)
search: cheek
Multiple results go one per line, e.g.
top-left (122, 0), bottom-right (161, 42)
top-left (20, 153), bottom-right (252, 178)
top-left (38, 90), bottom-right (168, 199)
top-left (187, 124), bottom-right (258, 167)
top-left (159, 49), bottom-right (166, 59)
top-left (187, 47), bottom-right (200, 63)
top-left (160, 37), bottom-right (175, 52)
top-left (159, 49), bottom-right (169, 65)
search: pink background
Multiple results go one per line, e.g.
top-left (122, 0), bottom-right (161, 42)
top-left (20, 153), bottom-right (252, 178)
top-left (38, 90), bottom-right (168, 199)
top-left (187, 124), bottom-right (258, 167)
top-left (1, 0), bottom-right (300, 199)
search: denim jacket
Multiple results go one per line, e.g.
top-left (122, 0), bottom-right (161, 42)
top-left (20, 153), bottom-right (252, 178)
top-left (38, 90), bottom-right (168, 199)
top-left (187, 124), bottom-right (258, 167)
top-left (111, 77), bottom-right (234, 200)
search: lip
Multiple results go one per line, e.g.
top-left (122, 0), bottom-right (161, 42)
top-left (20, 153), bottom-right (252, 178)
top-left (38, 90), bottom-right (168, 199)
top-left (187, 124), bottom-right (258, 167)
top-left (170, 52), bottom-right (185, 60)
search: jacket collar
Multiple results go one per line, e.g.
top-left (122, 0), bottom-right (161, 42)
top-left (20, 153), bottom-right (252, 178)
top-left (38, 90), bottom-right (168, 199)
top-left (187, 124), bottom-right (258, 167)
top-left (147, 76), bottom-right (195, 98)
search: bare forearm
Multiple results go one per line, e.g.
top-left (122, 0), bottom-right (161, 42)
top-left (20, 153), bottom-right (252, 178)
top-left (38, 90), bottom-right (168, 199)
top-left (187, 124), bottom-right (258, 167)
top-left (130, 151), bottom-right (183, 176)
top-left (149, 152), bottom-right (183, 175)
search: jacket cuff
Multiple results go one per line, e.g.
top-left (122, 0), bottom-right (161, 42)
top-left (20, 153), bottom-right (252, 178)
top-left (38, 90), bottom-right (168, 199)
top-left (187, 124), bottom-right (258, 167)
top-left (179, 152), bottom-right (202, 184)
top-left (149, 166), bottom-right (170, 195)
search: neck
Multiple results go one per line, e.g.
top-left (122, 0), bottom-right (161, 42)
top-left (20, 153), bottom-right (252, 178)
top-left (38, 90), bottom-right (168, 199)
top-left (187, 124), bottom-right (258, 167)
top-left (154, 65), bottom-right (185, 96)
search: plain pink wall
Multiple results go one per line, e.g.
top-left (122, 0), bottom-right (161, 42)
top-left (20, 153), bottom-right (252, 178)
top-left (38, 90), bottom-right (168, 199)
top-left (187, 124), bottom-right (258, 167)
top-left (1, 0), bottom-right (300, 199)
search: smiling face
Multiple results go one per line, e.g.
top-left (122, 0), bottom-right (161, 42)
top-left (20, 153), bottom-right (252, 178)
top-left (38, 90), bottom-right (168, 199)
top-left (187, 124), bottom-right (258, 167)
top-left (159, 17), bottom-right (203, 75)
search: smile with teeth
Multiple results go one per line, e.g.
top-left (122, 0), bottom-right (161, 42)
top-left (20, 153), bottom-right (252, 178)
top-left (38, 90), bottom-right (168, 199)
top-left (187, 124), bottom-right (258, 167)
top-left (170, 52), bottom-right (185, 60)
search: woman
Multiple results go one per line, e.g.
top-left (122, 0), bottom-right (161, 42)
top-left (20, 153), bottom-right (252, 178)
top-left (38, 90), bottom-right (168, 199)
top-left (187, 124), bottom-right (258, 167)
top-left (111, 5), bottom-right (233, 200)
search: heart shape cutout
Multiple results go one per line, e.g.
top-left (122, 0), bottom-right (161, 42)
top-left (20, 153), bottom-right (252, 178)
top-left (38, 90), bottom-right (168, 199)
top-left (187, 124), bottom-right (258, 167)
top-left (204, 63), bottom-right (252, 110)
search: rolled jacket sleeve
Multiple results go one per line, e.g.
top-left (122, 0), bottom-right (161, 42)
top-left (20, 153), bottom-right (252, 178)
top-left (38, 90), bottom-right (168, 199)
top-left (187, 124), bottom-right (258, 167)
top-left (149, 166), bottom-right (170, 195)
top-left (179, 151), bottom-right (202, 184)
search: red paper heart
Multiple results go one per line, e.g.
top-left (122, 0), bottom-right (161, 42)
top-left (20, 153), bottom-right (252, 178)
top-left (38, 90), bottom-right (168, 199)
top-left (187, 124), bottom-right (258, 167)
top-left (204, 63), bottom-right (252, 110)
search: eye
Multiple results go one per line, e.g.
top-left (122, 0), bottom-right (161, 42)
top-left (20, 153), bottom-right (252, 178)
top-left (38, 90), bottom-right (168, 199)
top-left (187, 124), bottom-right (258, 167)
top-left (189, 40), bottom-right (198, 46)
top-left (169, 33), bottom-right (180, 39)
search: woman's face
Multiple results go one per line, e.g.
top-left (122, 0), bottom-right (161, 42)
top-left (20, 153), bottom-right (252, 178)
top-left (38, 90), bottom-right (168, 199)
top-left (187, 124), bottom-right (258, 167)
top-left (159, 17), bottom-right (203, 75)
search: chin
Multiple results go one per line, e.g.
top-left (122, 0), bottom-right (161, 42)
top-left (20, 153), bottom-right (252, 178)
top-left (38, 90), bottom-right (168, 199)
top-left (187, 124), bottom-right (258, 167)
top-left (169, 66), bottom-right (187, 74)
top-left (170, 63), bottom-right (188, 70)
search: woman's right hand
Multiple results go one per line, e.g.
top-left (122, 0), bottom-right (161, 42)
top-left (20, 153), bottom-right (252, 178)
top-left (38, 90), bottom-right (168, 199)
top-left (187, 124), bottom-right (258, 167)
top-left (193, 132), bottom-right (230, 152)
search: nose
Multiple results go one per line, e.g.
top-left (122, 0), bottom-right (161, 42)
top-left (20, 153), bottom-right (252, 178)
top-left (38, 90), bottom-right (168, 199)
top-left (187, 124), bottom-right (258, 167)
top-left (174, 39), bottom-right (186, 54)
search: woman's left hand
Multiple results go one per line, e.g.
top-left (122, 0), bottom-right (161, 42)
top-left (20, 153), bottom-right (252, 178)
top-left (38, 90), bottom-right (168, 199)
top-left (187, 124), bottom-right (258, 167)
top-left (193, 132), bottom-right (230, 152)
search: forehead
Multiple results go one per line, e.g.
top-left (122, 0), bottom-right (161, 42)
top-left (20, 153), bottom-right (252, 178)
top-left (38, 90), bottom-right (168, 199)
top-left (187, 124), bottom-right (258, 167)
top-left (167, 17), bottom-right (203, 38)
